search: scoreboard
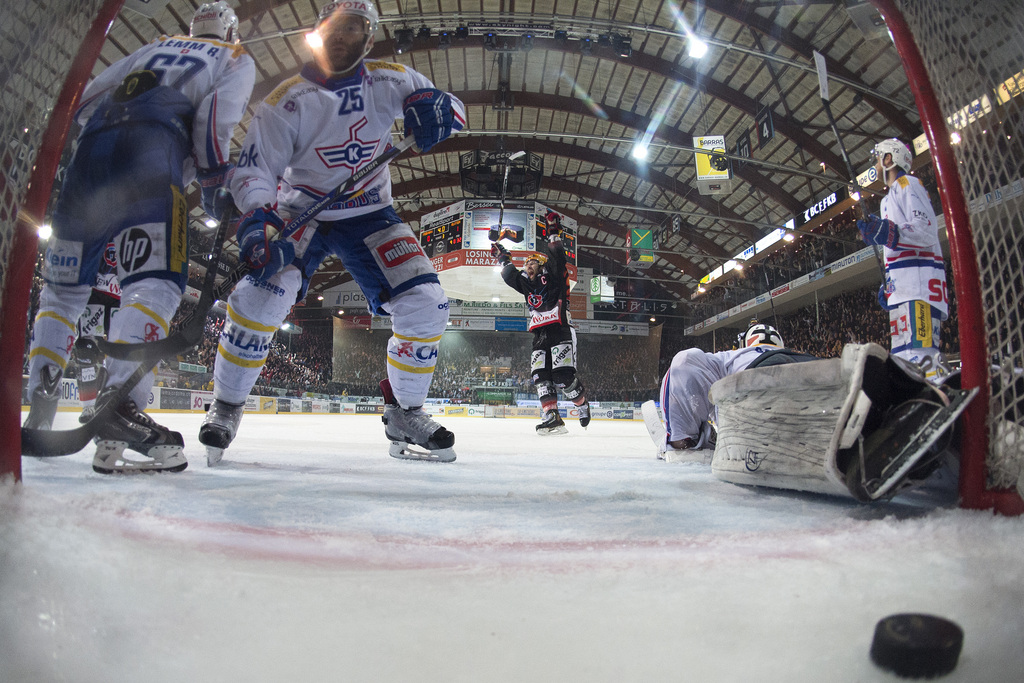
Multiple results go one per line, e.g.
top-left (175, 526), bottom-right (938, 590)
top-left (418, 199), bottom-right (578, 302)
top-left (420, 215), bottom-right (463, 257)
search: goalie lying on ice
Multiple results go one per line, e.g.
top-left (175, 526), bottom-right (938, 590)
top-left (708, 343), bottom-right (976, 502)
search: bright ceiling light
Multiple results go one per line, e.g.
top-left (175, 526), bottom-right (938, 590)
top-left (38, 223), bottom-right (52, 240)
top-left (631, 143), bottom-right (649, 160)
top-left (305, 31), bottom-right (323, 49)
top-left (688, 38), bottom-right (708, 59)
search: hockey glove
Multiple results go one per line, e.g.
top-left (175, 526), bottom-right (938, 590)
top-left (403, 88), bottom-right (454, 153)
top-left (542, 211), bottom-right (562, 240)
top-left (238, 205), bottom-right (294, 279)
top-left (857, 214), bottom-right (901, 249)
top-left (877, 284), bottom-right (898, 311)
top-left (490, 241), bottom-right (511, 266)
top-left (197, 164), bottom-right (235, 219)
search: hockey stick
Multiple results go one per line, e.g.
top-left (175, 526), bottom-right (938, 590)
top-left (813, 51), bottom-right (887, 283)
top-left (19, 197), bottom-right (238, 457)
top-left (98, 135), bottom-right (417, 362)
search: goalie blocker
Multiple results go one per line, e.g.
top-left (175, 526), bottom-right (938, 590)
top-left (709, 343), bottom-right (976, 502)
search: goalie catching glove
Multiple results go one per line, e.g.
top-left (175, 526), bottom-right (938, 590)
top-left (197, 163), bottom-right (234, 219)
top-left (857, 214), bottom-right (901, 249)
top-left (403, 88), bottom-right (456, 153)
top-left (237, 205), bottom-right (294, 279)
top-left (490, 241), bottom-right (511, 266)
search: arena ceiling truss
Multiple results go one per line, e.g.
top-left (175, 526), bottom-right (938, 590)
top-left (91, 0), bottom-right (920, 314)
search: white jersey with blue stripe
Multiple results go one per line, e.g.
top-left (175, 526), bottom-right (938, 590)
top-left (879, 173), bottom-right (948, 317)
top-left (231, 60), bottom-right (466, 222)
top-left (75, 34), bottom-right (255, 176)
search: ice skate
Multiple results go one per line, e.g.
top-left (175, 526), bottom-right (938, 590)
top-left (845, 385), bottom-right (977, 501)
top-left (198, 399), bottom-right (245, 466)
top-left (23, 365), bottom-right (62, 431)
top-left (536, 409), bottom-right (568, 435)
top-left (91, 386), bottom-right (187, 474)
top-left (578, 402), bottom-right (591, 429)
top-left (382, 404), bottom-right (456, 462)
top-left (199, 399), bottom-right (245, 466)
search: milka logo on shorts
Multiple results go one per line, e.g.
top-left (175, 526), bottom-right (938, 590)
top-left (377, 236), bottom-right (423, 266)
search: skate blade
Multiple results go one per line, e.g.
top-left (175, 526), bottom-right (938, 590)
top-left (206, 446), bottom-right (225, 467)
top-left (93, 441), bottom-right (188, 474)
top-left (860, 386), bottom-right (978, 501)
top-left (388, 440), bottom-right (456, 463)
top-left (536, 424), bottom-right (569, 436)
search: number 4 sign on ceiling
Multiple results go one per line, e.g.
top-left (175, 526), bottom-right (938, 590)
top-left (756, 106), bottom-right (774, 149)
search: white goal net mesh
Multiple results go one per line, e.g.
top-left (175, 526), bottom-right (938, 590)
top-left (894, 0), bottom-right (1024, 493)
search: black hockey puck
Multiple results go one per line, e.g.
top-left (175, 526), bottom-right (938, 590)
top-left (870, 613), bottom-right (963, 678)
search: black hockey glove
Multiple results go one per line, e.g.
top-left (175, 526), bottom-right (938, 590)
top-left (490, 241), bottom-right (511, 266)
top-left (197, 163), bottom-right (235, 220)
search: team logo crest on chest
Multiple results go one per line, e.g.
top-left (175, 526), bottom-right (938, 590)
top-left (315, 117), bottom-right (378, 169)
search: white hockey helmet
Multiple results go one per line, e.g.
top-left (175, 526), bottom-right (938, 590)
top-left (872, 138), bottom-right (913, 174)
top-left (190, 1), bottom-right (239, 43)
top-left (318, 1), bottom-right (379, 36)
top-left (744, 323), bottom-right (783, 348)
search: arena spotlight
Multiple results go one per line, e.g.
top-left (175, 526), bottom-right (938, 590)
top-left (417, 26), bottom-right (432, 41)
top-left (394, 28), bottom-right (414, 54)
top-left (554, 29), bottom-right (569, 42)
top-left (597, 33), bottom-right (612, 47)
top-left (521, 33), bottom-right (534, 51)
top-left (455, 26), bottom-right (469, 40)
top-left (580, 37), bottom-right (594, 55)
top-left (483, 31), bottom-right (497, 50)
top-left (438, 30), bottom-right (452, 50)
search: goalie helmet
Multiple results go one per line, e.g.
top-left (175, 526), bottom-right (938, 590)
top-left (318, 1), bottom-right (380, 36)
top-left (190, 2), bottom-right (239, 43)
top-left (872, 138), bottom-right (913, 174)
top-left (744, 323), bottom-right (783, 348)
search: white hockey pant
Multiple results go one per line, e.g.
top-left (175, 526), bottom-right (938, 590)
top-left (27, 283), bottom-right (92, 393)
top-left (104, 278), bottom-right (183, 407)
top-left (709, 343), bottom-right (890, 499)
top-left (213, 268), bottom-right (301, 405)
top-left (383, 282), bottom-right (448, 409)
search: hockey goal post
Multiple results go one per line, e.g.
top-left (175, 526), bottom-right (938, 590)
top-left (0, 0), bottom-right (126, 481)
top-left (870, 0), bottom-right (1024, 514)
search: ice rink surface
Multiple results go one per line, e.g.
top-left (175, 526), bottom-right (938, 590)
top-left (3, 412), bottom-right (1024, 682)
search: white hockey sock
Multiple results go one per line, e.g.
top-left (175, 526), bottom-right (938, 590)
top-left (27, 283), bottom-right (92, 393)
top-left (104, 279), bottom-right (182, 407)
top-left (384, 283), bottom-right (448, 409)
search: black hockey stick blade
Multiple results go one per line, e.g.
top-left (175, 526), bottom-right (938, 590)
top-left (96, 136), bottom-right (416, 362)
top-left (21, 360), bottom-right (156, 457)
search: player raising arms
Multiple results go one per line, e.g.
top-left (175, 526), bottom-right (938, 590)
top-left (200, 1), bottom-right (466, 464)
top-left (24, 2), bottom-right (254, 473)
top-left (492, 211), bottom-right (591, 435)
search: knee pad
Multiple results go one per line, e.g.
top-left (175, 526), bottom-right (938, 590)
top-left (387, 282), bottom-right (449, 339)
top-left (115, 278), bottom-right (183, 338)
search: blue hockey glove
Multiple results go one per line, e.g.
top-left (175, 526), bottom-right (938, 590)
top-left (197, 164), bottom-right (235, 219)
top-left (490, 241), bottom-right (511, 266)
top-left (403, 88), bottom-right (454, 153)
top-left (237, 205), bottom-right (294, 279)
top-left (857, 213), bottom-right (901, 249)
top-left (877, 284), bottom-right (897, 311)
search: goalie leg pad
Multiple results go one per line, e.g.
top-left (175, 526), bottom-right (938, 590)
top-left (709, 343), bottom-right (891, 498)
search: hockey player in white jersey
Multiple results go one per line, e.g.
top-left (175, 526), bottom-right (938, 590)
top-left (642, 322), bottom-right (812, 459)
top-left (856, 138), bottom-right (949, 380)
top-left (24, 1), bottom-right (255, 473)
top-left (200, 1), bottom-right (466, 464)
